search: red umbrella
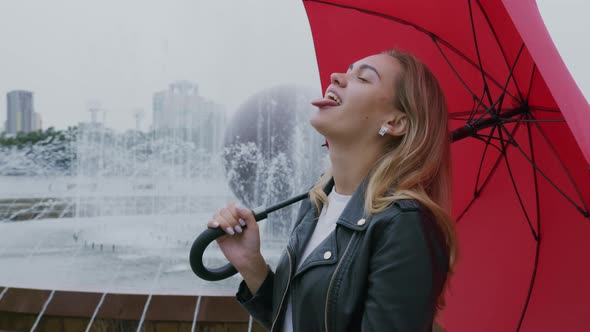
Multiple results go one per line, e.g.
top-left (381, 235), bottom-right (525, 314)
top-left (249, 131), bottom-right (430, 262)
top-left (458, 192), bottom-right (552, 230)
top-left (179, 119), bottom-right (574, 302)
top-left (302, 0), bottom-right (590, 331)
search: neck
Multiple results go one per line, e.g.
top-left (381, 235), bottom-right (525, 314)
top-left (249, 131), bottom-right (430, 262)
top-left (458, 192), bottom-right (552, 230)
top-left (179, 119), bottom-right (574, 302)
top-left (327, 140), bottom-right (383, 195)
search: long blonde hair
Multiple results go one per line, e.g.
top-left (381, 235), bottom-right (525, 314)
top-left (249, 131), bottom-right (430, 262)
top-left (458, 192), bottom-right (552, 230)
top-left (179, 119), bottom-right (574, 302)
top-left (309, 49), bottom-right (457, 310)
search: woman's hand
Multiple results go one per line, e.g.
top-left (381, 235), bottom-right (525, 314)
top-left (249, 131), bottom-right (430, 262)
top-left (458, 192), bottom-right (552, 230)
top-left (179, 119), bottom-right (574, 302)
top-left (207, 202), bottom-right (268, 293)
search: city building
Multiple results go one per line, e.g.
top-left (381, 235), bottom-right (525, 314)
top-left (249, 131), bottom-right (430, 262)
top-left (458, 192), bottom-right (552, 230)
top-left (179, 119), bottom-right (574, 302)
top-left (6, 90), bottom-right (41, 134)
top-left (152, 81), bottom-right (226, 152)
top-left (33, 112), bottom-right (42, 131)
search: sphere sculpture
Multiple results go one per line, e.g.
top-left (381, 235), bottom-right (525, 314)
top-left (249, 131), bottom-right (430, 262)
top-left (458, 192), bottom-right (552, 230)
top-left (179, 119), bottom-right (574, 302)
top-left (223, 85), bottom-right (326, 241)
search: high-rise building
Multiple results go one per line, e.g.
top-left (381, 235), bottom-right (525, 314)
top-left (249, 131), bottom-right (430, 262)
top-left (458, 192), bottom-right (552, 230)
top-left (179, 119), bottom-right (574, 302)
top-left (6, 90), bottom-right (35, 134)
top-left (33, 112), bottom-right (42, 131)
top-left (152, 90), bottom-right (167, 130)
top-left (152, 81), bottom-right (226, 152)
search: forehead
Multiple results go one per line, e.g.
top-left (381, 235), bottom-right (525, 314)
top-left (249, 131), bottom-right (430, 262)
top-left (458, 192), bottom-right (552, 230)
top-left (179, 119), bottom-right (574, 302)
top-left (351, 54), bottom-right (401, 82)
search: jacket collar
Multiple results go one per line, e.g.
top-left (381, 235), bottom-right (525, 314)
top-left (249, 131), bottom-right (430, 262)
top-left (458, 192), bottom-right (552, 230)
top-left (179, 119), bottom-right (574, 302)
top-left (324, 175), bottom-right (372, 231)
top-left (287, 174), bottom-right (372, 258)
top-left (288, 175), bottom-right (372, 278)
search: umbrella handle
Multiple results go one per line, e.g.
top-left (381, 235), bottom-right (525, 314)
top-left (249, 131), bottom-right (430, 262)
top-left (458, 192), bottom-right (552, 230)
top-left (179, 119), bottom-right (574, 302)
top-left (189, 227), bottom-right (236, 281)
top-left (189, 192), bottom-right (309, 281)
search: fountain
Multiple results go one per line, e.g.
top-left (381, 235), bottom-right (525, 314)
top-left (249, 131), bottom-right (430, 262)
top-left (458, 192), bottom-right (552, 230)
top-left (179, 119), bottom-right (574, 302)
top-left (0, 84), bottom-right (325, 297)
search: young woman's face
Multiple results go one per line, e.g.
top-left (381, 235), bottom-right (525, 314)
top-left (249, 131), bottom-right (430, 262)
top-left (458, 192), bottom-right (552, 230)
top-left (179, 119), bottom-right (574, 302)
top-left (310, 54), bottom-right (403, 143)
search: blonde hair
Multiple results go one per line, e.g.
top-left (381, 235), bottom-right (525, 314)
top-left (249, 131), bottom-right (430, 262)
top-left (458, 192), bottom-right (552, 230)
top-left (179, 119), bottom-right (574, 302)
top-left (309, 49), bottom-right (457, 310)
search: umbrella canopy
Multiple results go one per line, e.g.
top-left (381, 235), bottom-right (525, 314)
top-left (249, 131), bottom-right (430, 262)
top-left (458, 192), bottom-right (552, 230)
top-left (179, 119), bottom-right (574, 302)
top-left (302, 0), bottom-right (590, 331)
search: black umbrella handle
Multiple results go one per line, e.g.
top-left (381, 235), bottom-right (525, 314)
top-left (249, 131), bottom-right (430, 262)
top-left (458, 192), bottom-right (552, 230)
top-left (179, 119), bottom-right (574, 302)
top-left (189, 192), bottom-right (309, 281)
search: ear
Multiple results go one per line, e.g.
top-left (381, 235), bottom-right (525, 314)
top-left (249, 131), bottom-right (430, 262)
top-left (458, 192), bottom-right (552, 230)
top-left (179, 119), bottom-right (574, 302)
top-left (382, 111), bottom-right (408, 137)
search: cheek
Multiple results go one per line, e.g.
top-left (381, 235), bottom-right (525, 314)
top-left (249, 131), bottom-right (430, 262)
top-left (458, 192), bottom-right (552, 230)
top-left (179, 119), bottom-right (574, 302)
top-left (377, 94), bottom-right (394, 108)
top-left (361, 95), bottom-right (391, 121)
top-left (343, 91), bottom-right (391, 123)
top-left (349, 93), bottom-right (381, 115)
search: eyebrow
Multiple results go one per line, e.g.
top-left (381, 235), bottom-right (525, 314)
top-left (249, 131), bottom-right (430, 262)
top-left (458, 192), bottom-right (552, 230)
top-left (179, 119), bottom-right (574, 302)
top-left (348, 63), bottom-right (381, 80)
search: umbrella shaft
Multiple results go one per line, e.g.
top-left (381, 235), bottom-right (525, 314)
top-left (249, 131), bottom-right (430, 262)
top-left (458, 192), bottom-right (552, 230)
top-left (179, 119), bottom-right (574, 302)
top-left (451, 105), bottom-right (528, 142)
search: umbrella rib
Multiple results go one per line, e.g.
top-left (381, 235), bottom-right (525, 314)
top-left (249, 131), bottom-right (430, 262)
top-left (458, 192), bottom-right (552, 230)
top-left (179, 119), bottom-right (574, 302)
top-left (530, 118), bottom-right (590, 215)
top-left (452, 113), bottom-right (563, 123)
top-left (468, 0), bottom-right (495, 108)
top-left (455, 196), bottom-right (476, 223)
top-left (526, 64), bottom-right (537, 103)
top-left (471, 43), bottom-right (525, 126)
top-left (515, 116), bottom-right (543, 332)
top-left (527, 119), bottom-right (542, 235)
top-left (450, 109), bottom-right (485, 117)
top-left (497, 121), bottom-right (539, 241)
top-left (451, 106), bottom-right (541, 118)
top-left (466, 90), bottom-right (478, 121)
top-left (497, 43), bottom-right (525, 116)
top-left (456, 122), bottom-right (522, 224)
top-left (305, 0), bottom-right (522, 104)
top-left (498, 43), bottom-right (525, 115)
top-left (528, 106), bottom-right (561, 113)
top-left (473, 133), bottom-right (514, 148)
top-left (451, 116), bottom-right (480, 121)
top-left (432, 38), bottom-right (489, 110)
top-left (468, 93), bottom-right (505, 128)
top-left (475, 0), bottom-right (525, 101)
top-left (498, 121), bottom-right (589, 217)
top-left (470, 84), bottom-right (490, 123)
top-left (500, 119), bottom-right (565, 123)
top-left (473, 126), bottom-right (500, 193)
top-left (470, 92), bottom-right (478, 117)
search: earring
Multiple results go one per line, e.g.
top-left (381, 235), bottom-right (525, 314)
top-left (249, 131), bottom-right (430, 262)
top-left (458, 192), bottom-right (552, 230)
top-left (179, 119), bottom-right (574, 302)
top-left (378, 126), bottom-right (388, 136)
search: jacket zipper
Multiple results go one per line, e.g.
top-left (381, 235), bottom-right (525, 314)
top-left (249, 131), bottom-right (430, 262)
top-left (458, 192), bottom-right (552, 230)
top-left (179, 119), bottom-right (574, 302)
top-left (324, 233), bottom-right (357, 332)
top-left (271, 248), bottom-right (293, 332)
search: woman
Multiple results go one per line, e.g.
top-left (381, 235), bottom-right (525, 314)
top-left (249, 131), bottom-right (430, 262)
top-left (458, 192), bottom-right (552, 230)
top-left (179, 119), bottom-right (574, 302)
top-left (208, 49), bottom-right (457, 332)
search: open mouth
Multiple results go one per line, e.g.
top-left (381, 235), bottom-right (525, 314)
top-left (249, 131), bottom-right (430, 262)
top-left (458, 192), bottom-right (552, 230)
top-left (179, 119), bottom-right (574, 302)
top-left (325, 91), bottom-right (342, 105)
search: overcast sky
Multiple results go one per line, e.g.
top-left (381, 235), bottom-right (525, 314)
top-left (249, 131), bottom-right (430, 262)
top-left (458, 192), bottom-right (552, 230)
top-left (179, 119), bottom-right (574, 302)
top-left (0, 0), bottom-right (588, 132)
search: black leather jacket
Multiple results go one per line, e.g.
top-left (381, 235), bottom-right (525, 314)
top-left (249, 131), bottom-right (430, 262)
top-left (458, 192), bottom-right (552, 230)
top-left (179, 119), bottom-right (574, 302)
top-left (236, 177), bottom-right (449, 332)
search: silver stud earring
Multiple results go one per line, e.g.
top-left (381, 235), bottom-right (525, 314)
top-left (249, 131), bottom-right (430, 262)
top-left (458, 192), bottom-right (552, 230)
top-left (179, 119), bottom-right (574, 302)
top-left (378, 126), bottom-right (388, 136)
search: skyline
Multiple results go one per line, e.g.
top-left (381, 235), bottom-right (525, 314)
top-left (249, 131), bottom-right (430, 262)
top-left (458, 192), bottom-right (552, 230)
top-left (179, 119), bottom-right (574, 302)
top-left (0, 0), bottom-right (321, 132)
top-left (0, 0), bottom-right (588, 132)
top-left (2, 80), bottom-right (227, 133)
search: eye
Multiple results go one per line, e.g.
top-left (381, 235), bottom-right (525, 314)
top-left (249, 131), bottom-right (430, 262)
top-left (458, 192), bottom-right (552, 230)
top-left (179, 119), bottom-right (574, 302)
top-left (357, 77), bottom-right (368, 82)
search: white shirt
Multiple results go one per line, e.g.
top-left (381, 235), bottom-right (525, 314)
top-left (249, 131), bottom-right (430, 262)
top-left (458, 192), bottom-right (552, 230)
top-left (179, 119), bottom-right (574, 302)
top-left (282, 189), bottom-right (352, 332)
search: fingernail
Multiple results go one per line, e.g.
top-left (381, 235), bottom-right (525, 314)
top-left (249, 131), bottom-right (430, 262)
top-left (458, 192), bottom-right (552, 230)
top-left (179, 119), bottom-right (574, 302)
top-left (225, 227), bottom-right (235, 235)
top-left (238, 218), bottom-right (246, 226)
top-left (235, 225), bottom-right (243, 234)
top-left (212, 222), bottom-right (219, 228)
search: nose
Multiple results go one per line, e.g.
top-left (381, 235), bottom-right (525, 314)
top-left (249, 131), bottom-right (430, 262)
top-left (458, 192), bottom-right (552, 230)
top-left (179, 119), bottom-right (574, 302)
top-left (330, 72), bottom-right (347, 87)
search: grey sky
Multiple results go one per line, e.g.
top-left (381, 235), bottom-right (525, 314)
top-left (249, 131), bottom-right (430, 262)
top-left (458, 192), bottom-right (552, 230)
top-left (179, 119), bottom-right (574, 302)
top-left (0, 0), bottom-right (321, 131)
top-left (0, 0), bottom-right (588, 132)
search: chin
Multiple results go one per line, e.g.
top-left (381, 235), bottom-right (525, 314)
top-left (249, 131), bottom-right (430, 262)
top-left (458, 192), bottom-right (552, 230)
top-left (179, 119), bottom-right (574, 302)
top-left (309, 113), bottom-right (330, 136)
top-left (311, 120), bottom-right (342, 142)
top-left (310, 107), bottom-right (348, 139)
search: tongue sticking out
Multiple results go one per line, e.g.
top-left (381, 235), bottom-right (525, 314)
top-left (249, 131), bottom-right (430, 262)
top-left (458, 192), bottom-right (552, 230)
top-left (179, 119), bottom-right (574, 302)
top-left (311, 98), bottom-right (339, 108)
